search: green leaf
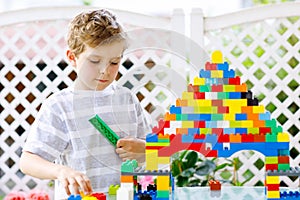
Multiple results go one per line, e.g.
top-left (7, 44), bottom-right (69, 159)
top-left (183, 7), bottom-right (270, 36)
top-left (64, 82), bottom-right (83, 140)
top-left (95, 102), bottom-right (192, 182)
top-left (214, 163), bottom-right (230, 172)
top-left (183, 151), bottom-right (198, 168)
top-left (171, 160), bottom-right (182, 177)
top-left (177, 175), bottom-right (189, 187)
top-left (181, 168), bottom-right (196, 177)
top-left (195, 160), bottom-right (216, 176)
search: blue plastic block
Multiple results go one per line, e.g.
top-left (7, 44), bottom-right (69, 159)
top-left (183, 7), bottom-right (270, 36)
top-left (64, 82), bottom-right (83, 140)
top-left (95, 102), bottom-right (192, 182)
top-left (170, 105), bottom-right (181, 114)
top-left (199, 114), bottom-right (211, 121)
top-left (205, 134), bottom-right (218, 145)
top-left (188, 128), bottom-right (200, 135)
top-left (146, 133), bottom-right (158, 142)
top-left (223, 69), bottom-right (235, 78)
top-left (229, 92), bottom-right (241, 99)
top-left (235, 113), bottom-right (247, 120)
top-left (68, 195), bottom-right (81, 200)
top-left (219, 78), bottom-right (229, 84)
top-left (259, 112), bottom-right (271, 120)
top-left (206, 78), bottom-right (219, 85)
top-left (187, 114), bottom-right (201, 120)
top-left (217, 62), bottom-right (229, 71)
top-left (200, 69), bottom-right (211, 78)
top-left (205, 121), bottom-right (217, 128)
top-left (182, 134), bottom-right (195, 143)
top-left (235, 128), bottom-right (247, 134)
top-left (224, 128), bottom-right (235, 134)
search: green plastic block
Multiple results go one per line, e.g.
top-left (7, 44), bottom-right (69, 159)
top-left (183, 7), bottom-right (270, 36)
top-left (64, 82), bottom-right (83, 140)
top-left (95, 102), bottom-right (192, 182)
top-left (176, 114), bottom-right (182, 120)
top-left (108, 184), bottom-right (120, 195)
top-left (89, 114), bottom-right (120, 147)
top-left (266, 119), bottom-right (277, 128)
top-left (248, 128), bottom-right (259, 134)
top-left (272, 126), bottom-right (283, 134)
top-left (211, 114), bottom-right (224, 120)
top-left (278, 164), bottom-right (290, 171)
top-left (157, 190), bottom-right (170, 198)
top-left (181, 114), bottom-right (188, 120)
top-left (200, 85), bottom-right (211, 92)
top-left (266, 134), bottom-right (277, 142)
top-left (121, 159), bottom-right (138, 173)
top-left (218, 92), bottom-right (229, 99)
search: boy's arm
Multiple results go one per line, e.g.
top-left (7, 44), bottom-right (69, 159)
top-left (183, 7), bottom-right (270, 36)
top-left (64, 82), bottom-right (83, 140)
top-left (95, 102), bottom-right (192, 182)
top-left (20, 151), bottom-right (92, 195)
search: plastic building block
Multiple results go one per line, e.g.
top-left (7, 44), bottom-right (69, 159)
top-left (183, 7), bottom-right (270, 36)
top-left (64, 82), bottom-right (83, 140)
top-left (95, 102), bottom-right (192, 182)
top-left (89, 115), bottom-right (120, 147)
top-left (209, 180), bottom-right (221, 191)
top-left (121, 160), bottom-right (138, 173)
top-left (90, 193), bottom-right (106, 200)
top-left (68, 194), bottom-right (82, 200)
top-left (108, 185), bottom-right (120, 195)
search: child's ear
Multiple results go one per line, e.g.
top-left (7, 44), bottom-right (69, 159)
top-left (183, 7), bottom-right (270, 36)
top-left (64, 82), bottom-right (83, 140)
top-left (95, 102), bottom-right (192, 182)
top-left (66, 50), bottom-right (77, 67)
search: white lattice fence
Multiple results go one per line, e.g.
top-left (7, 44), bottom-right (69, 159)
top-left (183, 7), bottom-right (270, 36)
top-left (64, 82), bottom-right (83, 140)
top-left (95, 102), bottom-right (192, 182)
top-left (198, 2), bottom-right (300, 187)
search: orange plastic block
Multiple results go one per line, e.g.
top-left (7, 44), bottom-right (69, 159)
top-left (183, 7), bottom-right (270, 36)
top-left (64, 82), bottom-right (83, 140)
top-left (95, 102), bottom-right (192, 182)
top-left (121, 175), bottom-right (133, 183)
top-left (176, 128), bottom-right (188, 134)
top-left (247, 113), bottom-right (259, 120)
top-left (187, 84), bottom-right (199, 92)
top-left (253, 120), bottom-right (266, 127)
top-left (241, 106), bottom-right (253, 114)
top-left (235, 83), bottom-right (247, 92)
top-left (176, 99), bottom-right (188, 106)
top-left (165, 112), bottom-right (176, 121)
top-left (229, 134), bottom-right (241, 143)
top-left (278, 156), bottom-right (289, 164)
top-left (253, 134), bottom-right (266, 142)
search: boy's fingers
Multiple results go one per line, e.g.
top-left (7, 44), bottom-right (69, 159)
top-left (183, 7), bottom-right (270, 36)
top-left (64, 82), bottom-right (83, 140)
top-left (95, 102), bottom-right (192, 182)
top-left (62, 179), bottom-right (71, 195)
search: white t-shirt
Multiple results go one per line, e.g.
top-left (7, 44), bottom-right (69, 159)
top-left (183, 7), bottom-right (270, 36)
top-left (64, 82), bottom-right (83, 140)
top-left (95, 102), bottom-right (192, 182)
top-left (23, 83), bottom-right (151, 199)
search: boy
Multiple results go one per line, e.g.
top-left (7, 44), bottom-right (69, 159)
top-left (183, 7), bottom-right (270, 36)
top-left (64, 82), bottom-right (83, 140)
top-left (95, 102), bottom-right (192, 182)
top-left (20, 9), bottom-right (151, 199)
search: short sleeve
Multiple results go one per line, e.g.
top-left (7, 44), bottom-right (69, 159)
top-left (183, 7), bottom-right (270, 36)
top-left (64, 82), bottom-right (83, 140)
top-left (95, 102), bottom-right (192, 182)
top-left (23, 98), bottom-right (69, 162)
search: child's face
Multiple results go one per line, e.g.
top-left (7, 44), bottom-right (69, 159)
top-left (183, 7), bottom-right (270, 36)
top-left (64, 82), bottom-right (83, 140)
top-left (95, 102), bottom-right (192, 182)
top-left (70, 41), bottom-right (124, 91)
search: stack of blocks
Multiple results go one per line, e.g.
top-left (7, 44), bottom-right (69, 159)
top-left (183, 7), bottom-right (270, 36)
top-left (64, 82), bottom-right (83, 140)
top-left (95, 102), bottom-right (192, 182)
top-left (119, 160), bottom-right (170, 200)
top-left (145, 50), bottom-right (291, 200)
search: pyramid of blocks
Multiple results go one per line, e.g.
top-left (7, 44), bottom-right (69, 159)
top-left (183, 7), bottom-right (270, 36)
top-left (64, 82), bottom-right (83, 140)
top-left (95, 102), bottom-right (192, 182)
top-left (145, 50), bottom-right (290, 199)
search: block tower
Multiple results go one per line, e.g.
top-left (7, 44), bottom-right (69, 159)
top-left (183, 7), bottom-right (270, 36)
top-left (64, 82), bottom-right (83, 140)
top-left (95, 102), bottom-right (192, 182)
top-left (145, 50), bottom-right (290, 199)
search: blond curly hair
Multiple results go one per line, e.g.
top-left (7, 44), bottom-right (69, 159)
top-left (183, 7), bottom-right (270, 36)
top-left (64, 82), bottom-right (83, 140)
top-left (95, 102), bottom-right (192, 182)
top-left (67, 9), bottom-right (126, 57)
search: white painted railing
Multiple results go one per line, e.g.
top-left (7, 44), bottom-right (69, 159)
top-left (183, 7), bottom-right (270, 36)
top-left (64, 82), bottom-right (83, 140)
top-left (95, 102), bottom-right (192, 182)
top-left (0, 2), bottom-right (300, 197)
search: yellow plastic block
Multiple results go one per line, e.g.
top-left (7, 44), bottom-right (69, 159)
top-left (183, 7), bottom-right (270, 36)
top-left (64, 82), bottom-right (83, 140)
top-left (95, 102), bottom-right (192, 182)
top-left (265, 157), bottom-right (278, 164)
top-left (266, 191), bottom-right (280, 198)
top-left (82, 197), bottom-right (97, 200)
top-left (146, 150), bottom-right (158, 171)
top-left (182, 121), bottom-right (194, 128)
top-left (211, 50), bottom-right (223, 63)
top-left (176, 99), bottom-right (188, 106)
top-left (158, 157), bottom-right (170, 164)
top-left (200, 128), bottom-right (212, 134)
top-left (194, 77), bottom-right (205, 85)
top-left (229, 105), bottom-right (242, 113)
top-left (230, 121), bottom-right (242, 128)
top-left (224, 114), bottom-right (235, 121)
top-left (157, 176), bottom-right (170, 190)
top-left (195, 106), bottom-right (217, 114)
top-left (266, 176), bottom-right (280, 184)
top-left (253, 105), bottom-right (265, 113)
top-left (241, 120), bottom-right (253, 128)
top-left (277, 132), bottom-right (289, 142)
top-left (182, 92), bottom-right (194, 100)
top-left (195, 99), bottom-right (212, 106)
top-left (223, 85), bottom-right (236, 92)
top-left (211, 70), bottom-right (223, 78)
top-left (187, 100), bottom-right (197, 107)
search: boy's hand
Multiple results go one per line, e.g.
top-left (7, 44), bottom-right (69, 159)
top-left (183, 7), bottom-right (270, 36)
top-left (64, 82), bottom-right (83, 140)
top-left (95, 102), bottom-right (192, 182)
top-left (116, 137), bottom-right (146, 162)
top-left (57, 166), bottom-right (93, 196)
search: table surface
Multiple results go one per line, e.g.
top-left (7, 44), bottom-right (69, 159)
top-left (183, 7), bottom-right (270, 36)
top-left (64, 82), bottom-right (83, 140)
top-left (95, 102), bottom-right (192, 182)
top-left (106, 186), bottom-right (275, 200)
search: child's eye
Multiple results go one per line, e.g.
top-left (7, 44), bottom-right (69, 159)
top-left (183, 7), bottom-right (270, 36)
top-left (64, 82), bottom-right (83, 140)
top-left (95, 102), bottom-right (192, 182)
top-left (89, 60), bottom-right (100, 64)
top-left (111, 62), bottom-right (119, 65)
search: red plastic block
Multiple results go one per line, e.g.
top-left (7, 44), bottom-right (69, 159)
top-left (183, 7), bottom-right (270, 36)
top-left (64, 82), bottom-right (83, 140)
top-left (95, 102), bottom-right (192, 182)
top-left (212, 128), bottom-right (223, 136)
top-left (265, 164), bottom-right (278, 171)
top-left (253, 134), bottom-right (266, 142)
top-left (209, 180), bottom-right (221, 191)
top-left (194, 134), bottom-right (206, 140)
top-left (194, 92), bottom-right (205, 99)
top-left (260, 127), bottom-right (271, 134)
top-left (205, 62), bottom-right (217, 70)
top-left (194, 121), bottom-right (206, 128)
top-left (211, 85), bottom-right (223, 92)
top-left (91, 192), bottom-right (106, 200)
top-left (218, 134), bottom-right (230, 143)
top-left (212, 100), bottom-right (223, 106)
top-left (241, 134), bottom-right (254, 142)
top-left (218, 106), bottom-right (229, 113)
top-left (229, 76), bottom-right (240, 85)
top-left (188, 84), bottom-right (199, 92)
top-left (266, 184), bottom-right (280, 191)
